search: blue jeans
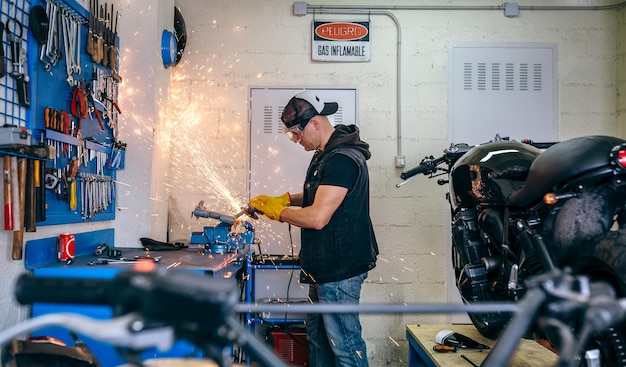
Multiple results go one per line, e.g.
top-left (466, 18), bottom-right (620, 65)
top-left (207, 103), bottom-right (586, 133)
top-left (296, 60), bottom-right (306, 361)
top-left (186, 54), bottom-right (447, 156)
top-left (306, 272), bottom-right (369, 367)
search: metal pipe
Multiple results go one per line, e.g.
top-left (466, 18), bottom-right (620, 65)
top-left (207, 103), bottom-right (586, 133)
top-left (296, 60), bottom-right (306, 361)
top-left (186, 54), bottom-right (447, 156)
top-left (305, 2), bottom-right (626, 12)
top-left (235, 301), bottom-right (518, 314)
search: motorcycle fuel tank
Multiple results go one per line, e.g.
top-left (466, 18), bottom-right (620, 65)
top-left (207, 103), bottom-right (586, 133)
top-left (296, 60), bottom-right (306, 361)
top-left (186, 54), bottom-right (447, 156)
top-left (449, 141), bottom-right (541, 209)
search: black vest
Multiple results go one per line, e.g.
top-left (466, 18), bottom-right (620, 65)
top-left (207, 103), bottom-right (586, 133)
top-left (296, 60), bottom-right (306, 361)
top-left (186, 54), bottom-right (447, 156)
top-left (299, 147), bottom-right (379, 284)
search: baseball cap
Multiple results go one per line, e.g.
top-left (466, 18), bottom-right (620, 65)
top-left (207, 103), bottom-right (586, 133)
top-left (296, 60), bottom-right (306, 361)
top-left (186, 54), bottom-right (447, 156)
top-left (281, 91), bottom-right (339, 129)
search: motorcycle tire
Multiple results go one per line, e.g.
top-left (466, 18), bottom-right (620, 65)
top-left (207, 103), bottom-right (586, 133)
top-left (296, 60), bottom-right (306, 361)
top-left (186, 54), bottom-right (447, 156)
top-left (467, 310), bottom-right (508, 340)
top-left (557, 230), bottom-right (626, 367)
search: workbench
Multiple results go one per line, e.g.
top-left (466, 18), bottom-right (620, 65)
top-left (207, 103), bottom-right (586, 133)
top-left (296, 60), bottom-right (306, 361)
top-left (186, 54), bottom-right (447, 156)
top-left (406, 324), bottom-right (558, 367)
top-left (27, 241), bottom-right (246, 367)
top-left (31, 246), bottom-right (244, 278)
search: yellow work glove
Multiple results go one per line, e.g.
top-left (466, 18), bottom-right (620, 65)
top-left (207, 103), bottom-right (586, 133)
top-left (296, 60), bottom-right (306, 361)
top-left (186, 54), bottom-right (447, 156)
top-left (249, 192), bottom-right (291, 221)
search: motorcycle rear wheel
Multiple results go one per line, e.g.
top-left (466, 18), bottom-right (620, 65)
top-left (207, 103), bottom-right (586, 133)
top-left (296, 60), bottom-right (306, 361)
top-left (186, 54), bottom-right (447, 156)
top-left (557, 230), bottom-right (626, 367)
top-left (467, 310), bottom-right (508, 340)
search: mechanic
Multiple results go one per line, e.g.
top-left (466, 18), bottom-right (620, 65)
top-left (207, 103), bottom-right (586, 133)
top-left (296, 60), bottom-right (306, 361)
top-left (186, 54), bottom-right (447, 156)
top-left (249, 91), bottom-right (379, 367)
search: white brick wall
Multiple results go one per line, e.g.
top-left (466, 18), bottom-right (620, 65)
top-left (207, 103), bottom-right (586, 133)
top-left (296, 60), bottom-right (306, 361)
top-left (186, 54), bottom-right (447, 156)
top-left (160, 1), bottom-right (626, 365)
top-left (0, 2), bottom-right (623, 367)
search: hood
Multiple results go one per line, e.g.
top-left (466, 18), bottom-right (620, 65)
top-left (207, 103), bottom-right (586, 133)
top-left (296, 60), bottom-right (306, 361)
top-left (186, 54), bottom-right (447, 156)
top-left (324, 124), bottom-right (371, 160)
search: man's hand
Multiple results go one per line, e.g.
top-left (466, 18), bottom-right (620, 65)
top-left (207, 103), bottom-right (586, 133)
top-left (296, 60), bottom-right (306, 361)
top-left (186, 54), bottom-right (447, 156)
top-left (249, 192), bottom-right (291, 221)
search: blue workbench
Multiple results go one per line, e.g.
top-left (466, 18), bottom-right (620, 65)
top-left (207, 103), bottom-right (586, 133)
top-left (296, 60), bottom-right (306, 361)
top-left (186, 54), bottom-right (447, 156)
top-left (25, 231), bottom-right (246, 367)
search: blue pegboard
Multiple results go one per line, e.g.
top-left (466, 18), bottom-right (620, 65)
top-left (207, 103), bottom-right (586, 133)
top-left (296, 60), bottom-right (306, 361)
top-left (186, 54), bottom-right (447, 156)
top-left (27, 0), bottom-right (119, 225)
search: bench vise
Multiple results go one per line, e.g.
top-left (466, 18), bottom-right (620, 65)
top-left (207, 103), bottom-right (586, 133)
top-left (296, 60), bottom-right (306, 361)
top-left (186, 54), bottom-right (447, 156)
top-left (190, 204), bottom-right (255, 254)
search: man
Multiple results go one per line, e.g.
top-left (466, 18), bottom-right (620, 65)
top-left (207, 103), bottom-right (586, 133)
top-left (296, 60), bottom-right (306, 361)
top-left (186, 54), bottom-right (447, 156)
top-left (249, 91), bottom-right (379, 367)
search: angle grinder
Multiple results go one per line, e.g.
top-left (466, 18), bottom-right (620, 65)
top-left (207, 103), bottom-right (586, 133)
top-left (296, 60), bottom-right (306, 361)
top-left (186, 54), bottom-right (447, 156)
top-left (234, 205), bottom-right (263, 220)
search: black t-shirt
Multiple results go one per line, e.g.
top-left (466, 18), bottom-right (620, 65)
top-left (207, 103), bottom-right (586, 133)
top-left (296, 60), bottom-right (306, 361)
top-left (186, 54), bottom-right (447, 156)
top-left (319, 153), bottom-right (358, 189)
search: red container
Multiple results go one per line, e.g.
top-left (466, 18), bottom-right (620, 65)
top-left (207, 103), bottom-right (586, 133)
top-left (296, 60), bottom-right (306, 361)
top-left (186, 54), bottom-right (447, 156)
top-left (57, 233), bottom-right (75, 261)
top-left (272, 331), bottom-right (309, 366)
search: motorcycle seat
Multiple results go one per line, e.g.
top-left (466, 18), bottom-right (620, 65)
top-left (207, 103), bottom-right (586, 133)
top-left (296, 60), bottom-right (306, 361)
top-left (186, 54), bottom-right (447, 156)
top-left (508, 135), bottom-right (626, 207)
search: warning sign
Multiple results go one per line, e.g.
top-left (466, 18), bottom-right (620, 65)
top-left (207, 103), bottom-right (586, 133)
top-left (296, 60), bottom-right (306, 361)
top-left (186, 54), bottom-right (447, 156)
top-left (312, 21), bottom-right (370, 62)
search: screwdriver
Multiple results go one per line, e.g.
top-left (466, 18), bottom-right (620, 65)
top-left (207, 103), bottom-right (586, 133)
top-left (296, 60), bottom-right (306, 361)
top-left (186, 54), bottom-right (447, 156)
top-left (433, 344), bottom-right (457, 353)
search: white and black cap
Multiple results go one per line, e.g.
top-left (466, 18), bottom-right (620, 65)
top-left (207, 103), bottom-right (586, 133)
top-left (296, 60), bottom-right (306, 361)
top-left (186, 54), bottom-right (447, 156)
top-left (281, 91), bottom-right (339, 129)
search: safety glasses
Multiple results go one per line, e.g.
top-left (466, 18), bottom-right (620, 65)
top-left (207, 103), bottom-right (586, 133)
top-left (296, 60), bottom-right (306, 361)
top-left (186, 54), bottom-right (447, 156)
top-left (282, 117), bottom-right (311, 142)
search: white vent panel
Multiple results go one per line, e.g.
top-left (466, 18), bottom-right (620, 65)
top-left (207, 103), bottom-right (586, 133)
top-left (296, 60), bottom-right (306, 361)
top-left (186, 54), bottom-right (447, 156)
top-left (449, 43), bottom-right (558, 145)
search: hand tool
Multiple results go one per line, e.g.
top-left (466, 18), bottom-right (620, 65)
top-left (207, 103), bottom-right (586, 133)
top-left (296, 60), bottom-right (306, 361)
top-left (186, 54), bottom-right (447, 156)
top-left (460, 354), bottom-right (479, 367)
top-left (44, 170), bottom-right (59, 190)
top-left (102, 5), bottom-right (109, 67)
top-left (86, 0), bottom-right (94, 56)
top-left (34, 159), bottom-right (46, 222)
top-left (99, 3), bottom-right (105, 65)
top-left (109, 9), bottom-right (117, 70)
top-left (67, 157), bottom-right (78, 210)
top-left (92, 1), bottom-right (103, 64)
top-left (11, 158), bottom-right (26, 260)
top-left (89, 257), bottom-right (161, 265)
top-left (6, 18), bottom-right (30, 107)
top-left (71, 84), bottom-right (89, 121)
top-left (86, 92), bottom-right (105, 131)
top-left (0, 22), bottom-right (5, 78)
top-left (10, 157), bottom-right (19, 232)
top-left (69, 179), bottom-right (77, 211)
top-left (5, 18), bottom-right (24, 78)
top-left (39, 0), bottom-right (60, 70)
top-left (61, 9), bottom-right (81, 85)
top-left (87, 259), bottom-right (110, 265)
top-left (433, 344), bottom-right (457, 353)
top-left (3, 156), bottom-right (12, 230)
top-left (24, 159), bottom-right (36, 233)
top-left (234, 205), bottom-right (263, 220)
top-left (94, 243), bottom-right (109, 255)
top-left (18, 45), bottom-right (30, 107)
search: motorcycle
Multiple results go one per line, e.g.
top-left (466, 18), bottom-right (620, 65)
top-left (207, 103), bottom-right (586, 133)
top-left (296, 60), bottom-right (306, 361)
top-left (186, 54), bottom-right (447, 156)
top-left (399, 134), bottom-right (626, 366)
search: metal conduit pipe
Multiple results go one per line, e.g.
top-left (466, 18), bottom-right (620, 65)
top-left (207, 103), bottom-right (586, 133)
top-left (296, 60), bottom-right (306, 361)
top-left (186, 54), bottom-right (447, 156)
top-left (297, 2), bottom-right (626, 166)
top-left (302, 7), bottom-right (405, 166)
top-left (303, 2), bottom-right (626, 13)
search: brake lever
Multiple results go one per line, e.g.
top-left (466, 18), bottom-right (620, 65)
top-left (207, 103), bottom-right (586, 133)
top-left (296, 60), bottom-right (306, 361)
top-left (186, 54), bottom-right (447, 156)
top-left (0, 312), bottom-right (175, 352)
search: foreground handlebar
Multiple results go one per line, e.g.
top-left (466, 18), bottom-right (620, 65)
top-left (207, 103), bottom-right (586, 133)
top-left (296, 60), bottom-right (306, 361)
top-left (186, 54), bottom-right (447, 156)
top-left (16, 270), bottom-right (238, 334)
top-left (14, 271), bottom-right (289, 367)
top-left (16, 275), bottom-right (109, 306)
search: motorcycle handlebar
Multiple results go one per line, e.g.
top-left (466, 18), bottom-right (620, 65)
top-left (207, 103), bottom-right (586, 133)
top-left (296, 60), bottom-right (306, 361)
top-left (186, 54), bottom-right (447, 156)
top-left (16, 270), bottom-right (238, 333)
top-left (16, 275), bottom-right (109, 306)
top-left (400, 155), bottom-right (446, 180)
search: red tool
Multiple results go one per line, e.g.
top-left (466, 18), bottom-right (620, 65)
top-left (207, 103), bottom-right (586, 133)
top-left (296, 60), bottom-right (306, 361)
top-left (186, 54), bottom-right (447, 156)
top-left (4, 156), bottom-right (13, 230)
top-left (433, 344), bottom-right (457, 353)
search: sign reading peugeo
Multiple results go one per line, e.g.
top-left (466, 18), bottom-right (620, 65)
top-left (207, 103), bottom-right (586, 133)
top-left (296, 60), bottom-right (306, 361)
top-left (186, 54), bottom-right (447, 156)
top-left (312, 21), bottom-right (370, 62)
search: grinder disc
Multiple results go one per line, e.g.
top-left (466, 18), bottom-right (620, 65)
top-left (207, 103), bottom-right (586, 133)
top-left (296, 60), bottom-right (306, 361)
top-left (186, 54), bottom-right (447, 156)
top-left (29, 5), bottom-right (48, 45)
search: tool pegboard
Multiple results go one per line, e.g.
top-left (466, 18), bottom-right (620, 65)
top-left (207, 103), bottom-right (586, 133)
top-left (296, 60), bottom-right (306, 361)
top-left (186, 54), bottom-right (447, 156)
top-left (22, 0), bottom-right (123, 226)
top-left (1, 0), bottom-right (31, 128)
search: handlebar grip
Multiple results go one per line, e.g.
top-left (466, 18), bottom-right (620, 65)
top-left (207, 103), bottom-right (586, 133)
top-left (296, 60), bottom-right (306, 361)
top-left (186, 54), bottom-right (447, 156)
top-left (15, 273), bottom-right (109, 306)
top-left (401, 156), bottom-right (446, 180)
top-left (400, 165), bottom-right (427, 180)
